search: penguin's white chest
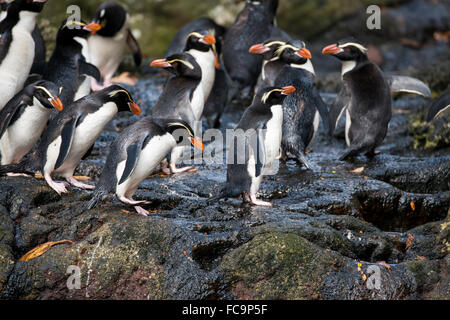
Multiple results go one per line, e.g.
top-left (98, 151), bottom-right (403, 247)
top-left (190, 84), bottom-right (205, 121)
top-left (264, 105), bottom-right (284, 166)
top-left (115, 133), bottom-right (176, 198)
top-left (0, 12), bottom-right (37, 109)
top-left (188, 49), bottom-right (215, 103)
top-left (345, 108), bottom-right (352, 147)
top-left (74, 37), bottom-right (92, 100)
top-left (51, 102), bottom-right (118, 176)
top-left (88, 17), bottom-right (129, 80)
top-left (0, 99), bottom-right (51, 165)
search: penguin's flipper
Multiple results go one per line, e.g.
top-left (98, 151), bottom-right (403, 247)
top-left (54, 116), bottom-right (79, 170)
top-left (387, 75), bottom-right (432, 98)
top-left (127, 29), bottom-right (142, 67)
top-left (80, 62), bottom-right (101, 82)
top-left (426, 91), bottom-right (450, 122)
top-left (329, 85), bottom-right (351, 134)
top-left (118, 137), bottom-right (148, 185)
top-left (0, 101), bottom-right (27, 140)
top-left (312, 87), bottom-right (331, 136)
top-left (254, 128), bottom-right (266, 178)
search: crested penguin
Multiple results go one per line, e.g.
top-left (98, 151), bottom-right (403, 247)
top-left (88, 1), bottom-right (142, 90)
top-left (43, 19), bottom-right (102, 108)
top-left (0, 86), bottom-right (142, 194)
top-left (270, 41), bottom-right (330, 169)
top-left (0, 80), bottom-right (63, 167)
top-left (211, 85), bottom-right (296, 207)
top-left (0, 0), bottom-right (48, 111)
top-left (87, 117), bottom-right (204, 216)
top-left (150, 53), bottom-right (204, 174)
top-left (223, 0), bottom-right (279, 102)
top-left (322, 38), bottom-right (392, 160)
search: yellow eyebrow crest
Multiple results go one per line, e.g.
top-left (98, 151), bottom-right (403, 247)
top-left (109, 89), bottom-right (133, 101)
top-left (167, 59), bottom-right (194, 70)
top-left (262, 88), bottom-right (282, 104)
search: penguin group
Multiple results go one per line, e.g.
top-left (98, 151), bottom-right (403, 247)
top-left (0, 0), bottom-right (439, 214)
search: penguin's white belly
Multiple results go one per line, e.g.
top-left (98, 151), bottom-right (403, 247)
top-left (74, 37), bottom-right (92, 100)
top-left (190, 85), bottom-right (205, 122)
top-left (188, 49), bottom-right (215, 103)
top-left (53, 103), bottom-right (118, 176)
top-left (0, 25), bottom-right (35, 109)
top-left (0, 102), bottom-right (51, 165)
top-left (116, 134), bottom-right (176, 198)
top-left (88, 27), bottom-right (128, 80)
top-left (263, 105), bottom-right (283, 170)
top-left (308, 110), bottom-right (320, 147)
top-left (345, 108), bottom-right (352, 147)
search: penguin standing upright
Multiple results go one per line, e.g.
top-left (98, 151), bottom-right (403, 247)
top-left (88, 1), bottom-right (142, 90)
top-left (87, 117), bottom-right (204, 216)
top-left (266, 41), bottom-right (330, 169)
top-left (43, 19), bottom-right (102, 107)
top-left (0, 0), bottom-right (48, 111)
top-left (150, 53), bottom-right (204, 174)
top-left (223, 0), bottom-right (279, 102)
top-left (211, 85), bottom-right (295, 206)
top-left (322, 38), bottom-right (392, 160)
top-left (0, 86), bottom-right (142, 195)
top-left (0, 80), bottom-right (63, 167)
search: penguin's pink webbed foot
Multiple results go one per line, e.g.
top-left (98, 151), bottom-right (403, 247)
top-left (170, 163), bottom-right (197, 174)
top-left (134, 206), bottom-right (150, 217)
top-left (45, 174), bottom-right (68, 195)
top-left (111, 72), bottom-right (138, 86)
top-left (6, 173), bottom-right (32, 178)
top-left (118, 196), bottom-right (150, 206)
top-left (160, 161), bottom-right (171, 175)
top-left (250, 195), bottom-right (272, 207)
top-left (66, 177), bottom-right (95, 190)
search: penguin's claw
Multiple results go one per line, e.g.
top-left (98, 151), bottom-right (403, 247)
top-left (66, 177), bottom-right (95, 190)
top-left (169, 164), bottom-right (196, 174)
top-left (119, 196), bottom-right (150, 206)
top-left (50, 182), bottom-right (68, 195)
top-left (134, 206), bottom-right (150, 217)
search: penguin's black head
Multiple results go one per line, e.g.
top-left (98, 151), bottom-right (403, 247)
top-left (8, 0), bottom-right (48, 14)
top-left (57, 19), bottom-right (102, 43)
top-left (275, 40), bottom-right (312, 65)
top-left (159, 119), bottom-right (204, 151)
top-left (322, 38), bottom-right (368, 62)
top-left (258, 85), bottom-right (296, 107)
top-left (91, 1), bottom-right (127, 37)
top-left (103, 85), bottom-right (141, 116)
top-left (184, 30), bottom-right (220, 69)
top-left (32, 80), bottom-right (64, 111)
top-left (246, 0), bottom-right (278, 15)
top-left (249, 39), bottom-right (286, 61)
top-left (150, 53), bottom-right (201, 80)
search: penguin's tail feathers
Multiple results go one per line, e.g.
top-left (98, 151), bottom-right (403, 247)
top-left (86, 186), bottom-right (109, 211)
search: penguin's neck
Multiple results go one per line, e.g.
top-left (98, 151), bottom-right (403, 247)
top-left (341, 60), bottom-right (357, 77)
top-left (0, 11), bottom-right (7, 22)
top-left (290, 59), bottom-right (315, 75)
top-left (17, 11), bottom-right (38, 33)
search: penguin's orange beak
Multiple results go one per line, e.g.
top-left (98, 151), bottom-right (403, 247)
top-left (298, 48), bottom-right (312, 59)
top-left (129, 102), bottom-right (141, 116)
top-left (282, 86), bottom-right (296, 95)
top-left (200, 34), bottom-right (216, 45)
top-left (84, 23), bottom-right (102, 34)
top-left (249, 43), bottom-right (270, 54)
top-left (51, 98), bottom-right (63, 111)
top-left (190, 137), bottom-right (204, 151)
top-left (150, 59), bottom-right (172, 68)
top-left (322, 44), bottom-right (343, 55)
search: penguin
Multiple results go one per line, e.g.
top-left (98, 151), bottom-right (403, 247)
top-left (150, 53), bottom-right (204, 174)
top-left (426, 90), bottom-right (450, 122)
top-left (322, 38), bottom-right (392, 160)
top-left (210, 85), bottom-right (296, 207)
top-left (223, 0), bottom-right (279, 102)
top-left (0, 86), bottom-right (142, 195)
top-left (43, 19), bottom-right (102, 108)
top-left (0, 0), bottom-right (48, 111)
top-left (88, 1), bottom-right (142, 90)
top-left (269, 41), bottom-right (330, 169)
top-left (165, 17), bottom-right (226, 57)
top-left (87, 117), bottom-right (204, 216)
top-left (0, 80), bottom-right (63, 167)
top-left (249, 38), bottom-right (287, 89)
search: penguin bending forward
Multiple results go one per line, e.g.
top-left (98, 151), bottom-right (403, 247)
top-left (87, 117), bottom-right (204, 216)
top-left (0, 0), bottom-right (48, 110)
top-left (150, 53), bottom-right (204, 174)
top-left (322, 38), bottom-right (392, 160)
top-left (89, 1), bottom-right (142, 90)
top-left (0, 86), bottom-right (142, 195)
top-left (0, 80), bottom-right (63, 167)
top-left (211, 85), bottom-right (296, 207)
